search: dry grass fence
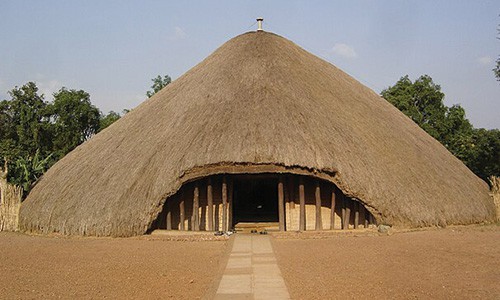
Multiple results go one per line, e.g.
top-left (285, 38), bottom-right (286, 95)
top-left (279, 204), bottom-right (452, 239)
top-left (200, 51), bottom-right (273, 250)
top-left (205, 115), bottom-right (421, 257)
top-left (490, 176), bottom-right (500, 222)
top-left (0, 162), bottom-right (23, 232)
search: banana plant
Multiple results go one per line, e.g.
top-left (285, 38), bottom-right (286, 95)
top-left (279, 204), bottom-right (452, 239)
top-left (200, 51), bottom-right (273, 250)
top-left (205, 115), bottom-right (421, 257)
top-left (15, 150), bottom-right (53, 193)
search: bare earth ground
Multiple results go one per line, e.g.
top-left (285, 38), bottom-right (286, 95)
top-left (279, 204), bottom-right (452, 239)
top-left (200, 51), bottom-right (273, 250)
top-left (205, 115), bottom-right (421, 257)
top-left (0, 232), bottom-right (228, 299)
top-left (1, 226), bottom-right (499, 299)
top-left (272, 225), bottom-right (500, 299)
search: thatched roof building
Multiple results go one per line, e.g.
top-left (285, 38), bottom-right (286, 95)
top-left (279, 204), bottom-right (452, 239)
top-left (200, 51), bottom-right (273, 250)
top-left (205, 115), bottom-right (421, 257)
top-left (19, 31), bottom-right (495, 236)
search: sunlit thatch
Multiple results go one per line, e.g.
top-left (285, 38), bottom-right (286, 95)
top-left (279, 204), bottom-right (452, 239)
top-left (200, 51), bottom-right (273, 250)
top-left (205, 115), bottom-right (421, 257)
top-left (19, 32), bottom-right (495, 236)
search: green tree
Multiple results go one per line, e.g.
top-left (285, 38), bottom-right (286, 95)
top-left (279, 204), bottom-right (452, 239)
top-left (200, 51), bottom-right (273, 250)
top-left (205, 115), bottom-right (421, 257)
top-left (49, 88), bottom-right (101, 158)
top-left (441, 104), bottom-right (474, 163)
top-left (98, 111), bottom-right (121, 132)
top-left (468, 129), bottom-right (500, 180)
top-left (0, 82), bottom-right (53, 189)
top-left (495, 57), bottom-right (500, 81)
top-left (0, 82), bottom-right (52, 158)
top-left (495, 23), bottom-right (500, 81)
top-left (381, 75), bottom-right (500, 181)
top-left (381, 75), bottom-right (456, 141)
top-left (1, 82), bottom-right (131, 196)
top-left (146, 75), bottom-right (171, 98)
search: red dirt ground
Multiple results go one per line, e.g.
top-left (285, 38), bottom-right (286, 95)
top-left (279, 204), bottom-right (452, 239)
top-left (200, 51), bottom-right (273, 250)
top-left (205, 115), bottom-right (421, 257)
top-left (0, 232), bottom-right (228, 299)
top-left (1, 226), bottom-right (499, 299)
top-left (272, 225), bottom-right (500, 299)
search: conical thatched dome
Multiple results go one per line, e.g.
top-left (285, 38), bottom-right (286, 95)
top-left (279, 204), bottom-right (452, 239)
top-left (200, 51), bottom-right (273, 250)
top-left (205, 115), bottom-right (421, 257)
top-left (19, 31), bottom-right (495, 236)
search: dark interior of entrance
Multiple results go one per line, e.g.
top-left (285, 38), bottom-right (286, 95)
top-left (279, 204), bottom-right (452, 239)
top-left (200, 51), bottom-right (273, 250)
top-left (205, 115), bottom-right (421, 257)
top-left (232, 176), bottom-right (278, 224)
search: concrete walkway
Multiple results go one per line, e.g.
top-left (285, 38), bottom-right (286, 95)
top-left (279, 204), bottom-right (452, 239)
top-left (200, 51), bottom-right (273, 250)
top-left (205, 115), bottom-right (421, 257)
top-left (215, 234), bottom-right (290, 300)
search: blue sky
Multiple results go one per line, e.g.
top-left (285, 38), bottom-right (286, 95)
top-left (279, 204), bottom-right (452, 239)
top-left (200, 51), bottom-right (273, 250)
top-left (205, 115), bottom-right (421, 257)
top-left (1, 1), bottom-right (499, 128)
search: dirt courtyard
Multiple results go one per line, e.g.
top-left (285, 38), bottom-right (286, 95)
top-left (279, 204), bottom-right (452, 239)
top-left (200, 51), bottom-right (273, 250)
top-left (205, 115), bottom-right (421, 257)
top-left (0, 233), bottom-right (228, 299)
top-left (273, 225), bottom-right (500, 299)
top-left (0, 225), bottom-right (499, 299)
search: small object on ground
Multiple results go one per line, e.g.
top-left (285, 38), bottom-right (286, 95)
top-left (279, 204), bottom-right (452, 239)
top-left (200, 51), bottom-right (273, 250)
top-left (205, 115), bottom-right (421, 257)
top-left (378, 224), bottom-right (391, 234)
top-left (259, 230), bottom-right (268, 235)
top-left (251, 229), bottom-right (257, 234)
top-left (225, 230), bottom-right (234, 236)
top-left (214, 231), bottom-right (224, 236)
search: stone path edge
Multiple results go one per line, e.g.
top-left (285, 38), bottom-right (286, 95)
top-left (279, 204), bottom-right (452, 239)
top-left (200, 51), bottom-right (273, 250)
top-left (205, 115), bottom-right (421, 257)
top-left (203, 235), bottom-right (235, 300)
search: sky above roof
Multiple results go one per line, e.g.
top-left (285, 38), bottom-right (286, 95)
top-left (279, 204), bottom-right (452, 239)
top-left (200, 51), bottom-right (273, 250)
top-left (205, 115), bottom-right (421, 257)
top-left (1, 0), bottom-right (499, 129)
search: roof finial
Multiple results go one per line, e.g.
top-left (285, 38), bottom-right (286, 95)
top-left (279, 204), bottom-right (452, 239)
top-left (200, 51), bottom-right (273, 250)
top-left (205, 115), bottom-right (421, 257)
top-left (256, 17), bottom-right (264, 31)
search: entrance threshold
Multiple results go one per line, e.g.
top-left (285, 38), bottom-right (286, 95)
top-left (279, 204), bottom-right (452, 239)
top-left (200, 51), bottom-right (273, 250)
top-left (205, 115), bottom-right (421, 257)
top-left (234, 222), bottom-right (280, 233)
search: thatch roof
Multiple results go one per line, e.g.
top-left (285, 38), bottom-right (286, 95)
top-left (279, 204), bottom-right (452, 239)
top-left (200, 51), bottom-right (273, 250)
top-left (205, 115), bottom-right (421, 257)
top-left (19, 31), bottom-right (495, 236)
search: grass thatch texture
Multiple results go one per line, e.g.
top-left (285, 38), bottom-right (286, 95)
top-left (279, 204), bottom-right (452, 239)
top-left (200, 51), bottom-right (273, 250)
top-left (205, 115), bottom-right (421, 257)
top-left (19, 31), bottom-right (495, 237)
top-left (490, 176), bottom-right (500, 221)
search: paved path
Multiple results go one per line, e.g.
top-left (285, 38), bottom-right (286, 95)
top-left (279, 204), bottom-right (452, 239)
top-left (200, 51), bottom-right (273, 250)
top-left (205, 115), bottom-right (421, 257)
top-left (215, 234), bottom-right (290, 300)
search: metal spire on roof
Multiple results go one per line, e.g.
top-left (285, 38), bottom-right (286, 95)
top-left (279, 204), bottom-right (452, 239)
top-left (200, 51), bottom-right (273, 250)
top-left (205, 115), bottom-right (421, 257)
top-left (256, 17), bottom-right (264, 31)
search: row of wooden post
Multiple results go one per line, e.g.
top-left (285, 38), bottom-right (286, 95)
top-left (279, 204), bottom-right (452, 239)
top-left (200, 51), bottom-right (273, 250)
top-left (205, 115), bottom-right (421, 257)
top-left (167, 177), bottom-right (232, 231)
top-left (167, 175), bottom-right (373, 231)
top-left (277, 176), bottom-right (372, 231)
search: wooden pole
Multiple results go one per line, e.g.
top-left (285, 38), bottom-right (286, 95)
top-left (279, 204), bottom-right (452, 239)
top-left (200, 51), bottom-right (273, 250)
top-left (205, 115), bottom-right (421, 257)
top-left (344, 197), bottom-right (351, 230)
top-left (369, 213), bottom-right (375, 227)
top-left (179, 197), bottom-right (185, 231)
top-left (283, 176), bottom-right (289, 230)
top-left (193, 184), bottom-right (199, 231)
top-left (299, 177), bottom-right (306, 231)
top-left (330, 187), bottom-right (336, 230)
top-left (228, 178), bottom-right (233, 231)
top-left (341, 194), bottom-right (346, 230)
top-left (354, 201), bottom-right (359, 229)
top-left (315, 181), bottom-right (322, 231)
top-left (278, 176), bottom-right (285, 231)
top-left (222, 176), bottom-right (228, 232)
top-left (360, 203), bottom-right (367, 228)
top-left (166, 201), bottom-right (172, 230)
top-left (207, 178), bottom-right (213, 231)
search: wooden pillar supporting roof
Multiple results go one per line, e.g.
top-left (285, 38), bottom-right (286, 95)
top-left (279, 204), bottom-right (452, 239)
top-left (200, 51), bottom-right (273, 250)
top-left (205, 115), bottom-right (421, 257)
top-left (354, 201), bottom-right (359, 229)
top-left (315, 181), bottom-right (322, 231)
top-left (228, 179), bottom-right (233, 231)
top-left (193, 184), bottom-right (200, 231)
top-left (344, 197), bottom-right (351, 230)
top-left (341, 194), bottom-right (346, 230)
top-left (330, 187), bottom-right (336, 230)
top-left (179, 197), bottom-right (185, 231)
top-left (278, 176), bottom-right (285, 231)
top-left (166, 201), bottom-right (172, 230)
top-left (207, 178), bottom-right (213, 231)
top-left (299, 177), bottom-right (306, 231)
top-left (222, 176), bottom-right (228, 232)
top-left (360, 203), bottom-right (367, 228)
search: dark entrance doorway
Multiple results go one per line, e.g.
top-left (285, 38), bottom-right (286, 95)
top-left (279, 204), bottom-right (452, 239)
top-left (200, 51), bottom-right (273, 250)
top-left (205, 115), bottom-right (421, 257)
top-left (232, 176), bottom-right (278, 224)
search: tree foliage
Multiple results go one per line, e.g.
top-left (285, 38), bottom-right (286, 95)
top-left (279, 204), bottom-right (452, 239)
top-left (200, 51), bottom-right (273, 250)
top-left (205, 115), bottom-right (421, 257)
top-left (495, 57), bottom-right (500, 81)
top-left (50, 88), bottom-right (101, 158)
top-left (98, 111), bottom-right (121, 132)
top-left (0, 82), bottom-right (121, 195)
top-left (146, 75), bottom-right (171, 98)
top-left (0, 82), bottom-right (51, 159)
top-left (15, 150), bottom-right (52, 193)
top-left (382, 75), bottom-right (499, 181)
top-left (468, 129), bottom-right (500, 180)
top-left (495, 22), bottom-right (500, 81)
